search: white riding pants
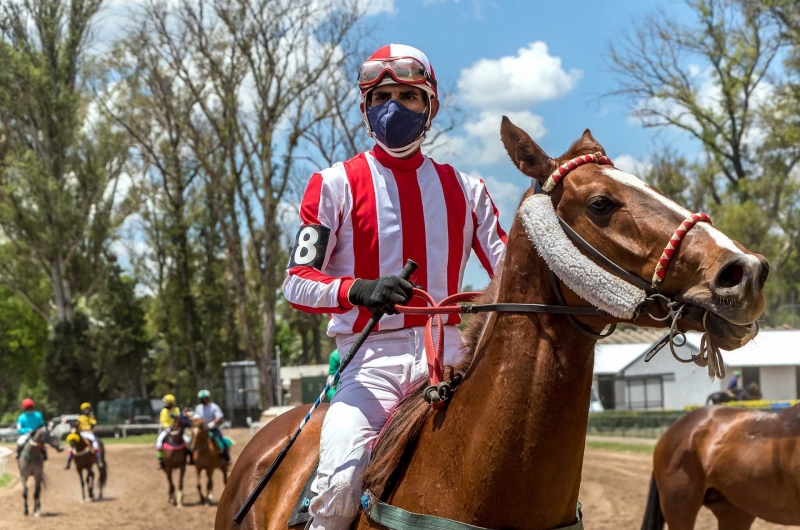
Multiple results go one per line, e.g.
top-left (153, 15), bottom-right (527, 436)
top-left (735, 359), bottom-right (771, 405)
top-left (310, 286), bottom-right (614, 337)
top-left (79, 431), bottom-right (100, 450)
top-left (308, 325), bottom-right (465, 530)
top-left (16, 433), bottom-right (30, 447)
top-left (155, 428), bottom-right (190, 450)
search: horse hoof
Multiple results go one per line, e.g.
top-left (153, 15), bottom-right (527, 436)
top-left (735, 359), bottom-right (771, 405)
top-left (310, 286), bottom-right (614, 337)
top-left (34, 511), bottom-right (41, 518)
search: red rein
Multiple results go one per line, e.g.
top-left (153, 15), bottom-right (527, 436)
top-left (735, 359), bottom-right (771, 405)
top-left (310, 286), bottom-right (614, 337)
top-left (395, 289), bottom-right (479, 396)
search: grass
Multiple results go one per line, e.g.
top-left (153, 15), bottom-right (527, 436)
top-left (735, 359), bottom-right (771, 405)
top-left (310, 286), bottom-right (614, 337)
top-left (585, 440), bottom-right (655, 455)
top-left (101, 433), bottom-right (158, 445)
top-left (0, 473), bottom-right (13, 488)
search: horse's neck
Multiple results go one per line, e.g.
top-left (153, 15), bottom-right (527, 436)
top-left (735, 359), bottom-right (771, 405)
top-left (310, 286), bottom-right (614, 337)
top-left (414, 227), bottom-right (597, 527)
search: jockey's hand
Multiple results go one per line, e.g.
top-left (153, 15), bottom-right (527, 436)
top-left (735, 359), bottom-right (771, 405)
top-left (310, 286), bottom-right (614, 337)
top-left (208, 421), bottom-right (216, 430)
top-left (348, 276), bottom-right (413, 315)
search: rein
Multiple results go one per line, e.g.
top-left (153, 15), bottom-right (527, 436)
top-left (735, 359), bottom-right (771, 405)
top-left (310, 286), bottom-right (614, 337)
top-left (395, 152), bottom-right (725, 409)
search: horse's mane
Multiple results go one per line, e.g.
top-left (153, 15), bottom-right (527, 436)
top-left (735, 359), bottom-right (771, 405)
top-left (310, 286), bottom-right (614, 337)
top-left (361, 275), bottom-right (501, 498)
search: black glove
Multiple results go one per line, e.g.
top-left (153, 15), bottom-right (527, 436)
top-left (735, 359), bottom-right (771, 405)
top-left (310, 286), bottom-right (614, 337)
top-left (348, 275), bottom-right (414, 315)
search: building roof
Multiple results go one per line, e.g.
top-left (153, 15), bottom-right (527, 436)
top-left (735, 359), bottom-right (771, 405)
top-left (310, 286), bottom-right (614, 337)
top-left (594, 343), bottom-right (651, 375)
top-left (601, 327), bottom-right (666, 345)
top-left (685, 330), bottom-right (800, 367)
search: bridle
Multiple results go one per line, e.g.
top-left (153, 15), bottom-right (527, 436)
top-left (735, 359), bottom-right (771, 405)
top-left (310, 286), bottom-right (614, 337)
top-left (398, 152), bottom-right (726, 408)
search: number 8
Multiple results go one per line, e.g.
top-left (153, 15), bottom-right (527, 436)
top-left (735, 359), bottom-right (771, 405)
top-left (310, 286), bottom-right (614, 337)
top-left (293, 226), bottom-right (319, 265)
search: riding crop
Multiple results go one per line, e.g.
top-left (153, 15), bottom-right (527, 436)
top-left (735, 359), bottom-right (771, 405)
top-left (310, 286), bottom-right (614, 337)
top-left (233, 259), bottom-right (419, 525)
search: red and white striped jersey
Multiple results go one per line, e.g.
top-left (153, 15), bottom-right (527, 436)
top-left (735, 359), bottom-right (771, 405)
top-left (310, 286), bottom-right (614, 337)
top-left (282, 145), bottom-right (507, 336)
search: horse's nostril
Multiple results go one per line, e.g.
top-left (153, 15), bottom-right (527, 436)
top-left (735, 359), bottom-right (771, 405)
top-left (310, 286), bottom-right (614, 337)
top-left (718, 262), bottom-right (745, 288)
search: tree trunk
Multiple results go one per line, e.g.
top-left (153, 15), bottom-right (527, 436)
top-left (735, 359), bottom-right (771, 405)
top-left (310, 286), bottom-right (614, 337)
top-left (50, 255), bottom-right (74, 322)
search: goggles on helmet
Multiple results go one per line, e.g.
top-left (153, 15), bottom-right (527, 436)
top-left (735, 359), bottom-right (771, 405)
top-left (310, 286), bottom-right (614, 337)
top-left (357, 57), bottom-right (437, 92)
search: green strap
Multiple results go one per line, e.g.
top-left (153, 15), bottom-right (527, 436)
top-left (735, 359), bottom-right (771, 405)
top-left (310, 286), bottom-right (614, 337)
top-left (362, 490), bottom-right (583, 530)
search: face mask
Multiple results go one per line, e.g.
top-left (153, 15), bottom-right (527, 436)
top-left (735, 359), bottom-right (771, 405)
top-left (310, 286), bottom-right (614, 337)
top-left (366, 99), bottom-right (427, 152)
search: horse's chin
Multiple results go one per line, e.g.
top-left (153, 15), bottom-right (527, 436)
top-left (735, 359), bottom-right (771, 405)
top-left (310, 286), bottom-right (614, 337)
top-left (694, 310), bottom-right (759, 351)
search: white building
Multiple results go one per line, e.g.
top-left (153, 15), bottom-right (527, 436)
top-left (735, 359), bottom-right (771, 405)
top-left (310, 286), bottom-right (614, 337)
top-left (593, 328), bottom-right (800, 411)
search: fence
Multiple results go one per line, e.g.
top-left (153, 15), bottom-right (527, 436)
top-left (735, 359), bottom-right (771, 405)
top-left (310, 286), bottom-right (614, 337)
top-left (0, 447), bottom-right (12, 478)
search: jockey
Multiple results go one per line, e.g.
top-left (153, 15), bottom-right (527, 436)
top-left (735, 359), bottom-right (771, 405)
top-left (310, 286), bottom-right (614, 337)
top-left (155, 394), bottom-right (192, 469)
top-left (15, 398), bottom-right (47, 461)
top-left (282, 44), bottom-right (507, 530)
top-left (727, 370), bottom-right (744, 400)
top-left (67, 402), bottom-right (103, 469)
top-left (193, 389), bottom-right (229, 465)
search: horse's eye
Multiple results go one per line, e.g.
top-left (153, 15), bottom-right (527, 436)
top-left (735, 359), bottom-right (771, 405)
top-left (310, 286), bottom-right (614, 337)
top-left (588, 197), bottom-right (616, 215)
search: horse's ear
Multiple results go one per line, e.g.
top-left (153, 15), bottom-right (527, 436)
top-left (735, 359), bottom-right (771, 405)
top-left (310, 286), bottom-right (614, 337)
top-left (500, 116), bottom-right (556, 183)
top-left (561, 128), bottom-right (606, 160)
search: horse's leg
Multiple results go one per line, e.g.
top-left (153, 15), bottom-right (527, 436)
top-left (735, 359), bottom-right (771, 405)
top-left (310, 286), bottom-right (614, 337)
top-left (207, 468), bottom-right (214, 505)
top-left (707, 497), bottom-right (756, 530)
top-left (79, 468), bottom-right (86, 502)
top-left (177, 464), bottom-right (185, 508)
top-left (88, 467), bottom-right (95, 500)
top-left (33, 472), bottom-right (42, 516)
top-left (196, 466), bottom-right (205, 505)
top-left (167, 467), bottom-right (176, 505)
top-left (21, 475), bottom-right (28, 516)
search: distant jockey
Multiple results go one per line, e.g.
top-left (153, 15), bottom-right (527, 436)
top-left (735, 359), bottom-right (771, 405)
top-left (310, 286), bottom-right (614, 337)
top-left (67, 403), bottom-right (103, 469)
top-left (15, 398), bottom-right (47, 461)
top-left (194, 389), bottom-right (230, 465)
top-left (155, 394), bottom-right (192, 469)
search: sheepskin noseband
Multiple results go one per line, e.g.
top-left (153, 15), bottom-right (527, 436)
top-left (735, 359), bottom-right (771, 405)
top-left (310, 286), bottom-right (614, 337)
top-left (517, 193), bottom-right (646, 319)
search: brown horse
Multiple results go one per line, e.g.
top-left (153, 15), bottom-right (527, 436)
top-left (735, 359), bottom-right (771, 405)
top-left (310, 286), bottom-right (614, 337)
top-left (644, 404), bottom-right (800, 529)
top-left (190, 419), bottom-right (228, 505)
top-left (216, 117), bottom-right (768, 529)
top-left (66, 432), bottom-right (107, 502)
top-left (161, 414), bottom-right (191, 507)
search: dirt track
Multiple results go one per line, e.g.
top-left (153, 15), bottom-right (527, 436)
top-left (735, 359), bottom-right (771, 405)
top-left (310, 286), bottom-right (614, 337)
top-left (0, 434), bottom-right (796, 529)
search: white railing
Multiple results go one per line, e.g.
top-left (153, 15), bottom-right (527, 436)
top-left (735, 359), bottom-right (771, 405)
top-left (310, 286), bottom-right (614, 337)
top-left (246, 417), bottom-right (265, 437)
top-left (0, 447), bottom-right (12, 477)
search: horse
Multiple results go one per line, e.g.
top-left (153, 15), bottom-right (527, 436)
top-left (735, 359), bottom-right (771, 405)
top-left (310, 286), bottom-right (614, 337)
top-left (190, 419), bottom-right (228, 505)
top-left (644, 403), bottom-right (800, 529)
top-left (216, 117), bottom-right (768, 530)
top-left (18, 426), bottom-right (62, 516)
top-left (66, 430), bottom-right (107, 502)
top-left (706, 382), bottom-right (762, 405)
top-left (161, 413), bottom-right (191, 507)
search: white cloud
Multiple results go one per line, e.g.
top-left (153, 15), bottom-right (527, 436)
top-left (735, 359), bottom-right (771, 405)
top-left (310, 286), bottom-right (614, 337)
top-left (428, 109), bottom-right (545, 167)
top-left (613, 154), bottom-right (652, 177)
top-left (360, 0), bottom-right (396, 15)
top-left (457, 42), bottom-right (582, 111)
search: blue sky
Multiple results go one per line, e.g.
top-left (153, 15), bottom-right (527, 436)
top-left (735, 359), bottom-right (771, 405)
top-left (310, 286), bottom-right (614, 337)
top-left (362, 0), bottom-right (700, 288)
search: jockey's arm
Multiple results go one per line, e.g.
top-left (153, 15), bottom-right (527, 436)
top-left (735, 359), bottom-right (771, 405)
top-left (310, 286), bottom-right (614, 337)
top-left (468, 176), bottom-right (507, 278)
top-left (282, 172), bottom-right (354, 315)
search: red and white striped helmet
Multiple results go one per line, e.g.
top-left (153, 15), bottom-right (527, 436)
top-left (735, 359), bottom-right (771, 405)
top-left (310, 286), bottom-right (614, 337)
top-left (358, 44), bottom-right (438, 99)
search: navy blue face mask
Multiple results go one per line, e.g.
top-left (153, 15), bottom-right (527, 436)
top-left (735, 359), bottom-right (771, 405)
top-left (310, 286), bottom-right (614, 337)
top-left (366, 99), bottom-right (427, 150)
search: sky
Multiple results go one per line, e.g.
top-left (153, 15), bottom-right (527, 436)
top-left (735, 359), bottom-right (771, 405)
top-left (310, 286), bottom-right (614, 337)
top-left (357, 0), bottom-right (699, 288)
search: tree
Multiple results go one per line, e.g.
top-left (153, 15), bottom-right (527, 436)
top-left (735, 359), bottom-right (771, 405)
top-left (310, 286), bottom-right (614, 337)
top-left (0, 0), bottom-right (131, 325)
top-left (609, 0), bottom-right (800, 324)
top-left (127, 0), bottom-right (367, 407)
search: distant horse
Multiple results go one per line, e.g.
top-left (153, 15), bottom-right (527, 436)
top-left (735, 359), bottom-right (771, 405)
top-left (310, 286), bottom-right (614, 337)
top-left (18, 426), bottom-right (62, 516)
top-left (190, 419), bottom-right (228, 505)
top-left (66, 430), bottom-right (107, 501)
top-left (161, 413), bottom-right (192, 507)
top-left (644, 404), bottom-right (800, 529)
top-left (217, 118), bottom-right (768, 529)
top-left (707, 382), bottom-right (762, 404)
